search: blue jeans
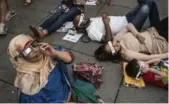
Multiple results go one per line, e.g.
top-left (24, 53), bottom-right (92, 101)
top-left (40, 6), bottom-right (81, 34)
top-left (125, 0), bottom-right (159, 31)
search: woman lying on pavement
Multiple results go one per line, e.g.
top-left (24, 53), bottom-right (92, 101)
top-left (94, 16), bottom-right (168, 62)
top-left (8, 34), bottom-right (102, 103)
top-left (73, 0), bottom-right (160, 43)
top-left (29, 0), bottom-right (85, 39)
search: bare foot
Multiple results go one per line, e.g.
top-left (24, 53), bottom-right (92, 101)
top-left (24, 0), bottom-right (32, 6)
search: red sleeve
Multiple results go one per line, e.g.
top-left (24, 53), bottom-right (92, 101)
top-left (142, 72), bottom-right (167, 88)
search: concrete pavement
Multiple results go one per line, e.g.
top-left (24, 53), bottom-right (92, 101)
top-left (0, 0), bottom-right (168, 103)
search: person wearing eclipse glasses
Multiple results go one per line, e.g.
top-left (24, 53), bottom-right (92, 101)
top-left (29, 0), bottom-right (85, 39)
top-left (8, 34), bottom-right (73, 103)
top-left (8, 34), bottom-right (103, 103)
top-left (73, 0), bottom-right (163, 43)
top-left (125, 58), bottom-right (168, 89)
top-left (94, 16), bottom-right (168, 62)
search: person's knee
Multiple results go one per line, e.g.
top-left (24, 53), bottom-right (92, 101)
top-left (140, 5), bottom-right (150, 15)
top-left (57, 16), bottom-right (68, 24)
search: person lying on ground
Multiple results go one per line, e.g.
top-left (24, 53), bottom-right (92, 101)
top-left (8, 34), bottom-right (102, 103)
top-left (126, 58), bottom-right (168, 89)
top-left (94, 17), bottom-right (168, 62)
top-left (73, 0), bottom-right (159, 43)
top-left (0, 0), bottom-right (16, 35)
top-left (29, 0), bottom-right (85, 39)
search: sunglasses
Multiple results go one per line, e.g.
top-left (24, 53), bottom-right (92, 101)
top-left (15, 40), bottom-right (39, 61)
top-left (108, 41), bottom-right (115, 55)
top-left (78, 14), bottom-right (85, 27)
top-left (135, 62), bottom-right (144, 80)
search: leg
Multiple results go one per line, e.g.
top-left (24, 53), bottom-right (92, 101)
top-left (154, 17), bottom-right (168, 40)
top-left (4, 0), bottom-right (16, 21)
top-left (126, 0), bottom-right (160, 31)
top-left (46, 6), bottom-right (81, 34)
top-left (126, 3), bottom-right (150, 31)
top-left (40, 9), bottom-right (64, 29)
top-left (29, 6), bottom-right (81, 38)
top-left (125, 1), bottom-right (146, 23)
top-left (0, 0), bottom-right (8, 35)
top-left (147, 0), bottom-right (160, 27)
top-left (129, 4), bottom-right (150, 31)
top-left (0, 0), bottom-right (8, 24)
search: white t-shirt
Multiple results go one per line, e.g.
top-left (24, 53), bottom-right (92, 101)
top-left (86, 16), bottom-right (128, 42)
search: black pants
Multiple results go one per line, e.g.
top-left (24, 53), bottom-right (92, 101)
top-left (154, 17), bottom-right (168, 41)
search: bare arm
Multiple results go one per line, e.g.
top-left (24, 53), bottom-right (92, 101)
top-left (115, 26), bottom-right (129, 38)
top-left (149, 68), bottom-right (166, 80)
top-left (101, 14), bottom-right (113, 43)
top-left (126, 23), bottom-right (145, 44)
top-left (39, 43), bottom-right (73, 63)
top-left (53, 50), bottom-right (73, 63)
top-left (145, 58), bottom-right (161, 65)
top-left (123, 50), bottom-right (168, 61)
top-left (126, 23), bottom-right (139, 37)
top-left (101, 20), bottom-right (113, 42)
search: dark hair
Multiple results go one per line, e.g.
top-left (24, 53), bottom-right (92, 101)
top-left (94, 44), bottom-right (122, 62)
top-left (73, 16), bottom-right (92, 43)
top-left (126, 59), bottom-right (140, 78)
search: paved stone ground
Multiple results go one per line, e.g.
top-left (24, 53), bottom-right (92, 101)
top-left (0, 0), bottom-right (168, 103)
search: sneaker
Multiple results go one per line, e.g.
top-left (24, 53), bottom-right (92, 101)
top-left (5, 10), bottom-right (16, 21)
top-left (95, 95), bottom-right (104, 103)
top-left (0, 23), bottom-right (7, 35)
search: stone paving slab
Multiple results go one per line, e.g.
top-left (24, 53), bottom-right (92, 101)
top-left (8, 0), bottom-right (61, 13)
top-left (26, 0), bottom-right (61, 13)
top-left (0, 33), bottom-right (17, 55)
top-left (6, 6), bottom-right (48, 34)
top-left (84, 5), bottom-right (104, 17)
top-left (71, 41), bottom-right (102, 56)
top-left (98, 5), bottom-right (129, 16)
top-left (107, 0), bottom-right (137, 9)
top-left (0, 0), bottom-right (167, 103)
top-left (0, 52), bottom-right (16, 84)
top-left (153, 0), bottom-right (168, 15)
top-left (43, 32), bottom-right (75, 49)
top-left (71, 51), bottom-right (123, 103)
top-left (0, 81), bottom-right (17, 103)
top-left (116, 84), bottom-right (168, 103)
top-left (8, 0), bottom-right (23, 7)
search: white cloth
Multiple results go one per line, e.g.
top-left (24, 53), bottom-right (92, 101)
top-left (86, 16), bottom-right (128, 42)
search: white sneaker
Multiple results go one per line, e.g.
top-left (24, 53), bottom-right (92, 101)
top-left (5, 10), bottom-right (16, 21)
top-left (0, 23), bottom-right (7, 35)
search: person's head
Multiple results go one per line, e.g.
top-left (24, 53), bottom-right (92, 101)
top-left (8, 34), bottom-right (43, 63)
top-left (126, 59), bottom-right (150, 80)
top-left (73, 14), bottom-right (90, 33)
top-left (94, 40), bottom-right (121, 61)
top-left (8, 34), bottom-right (55, 95)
